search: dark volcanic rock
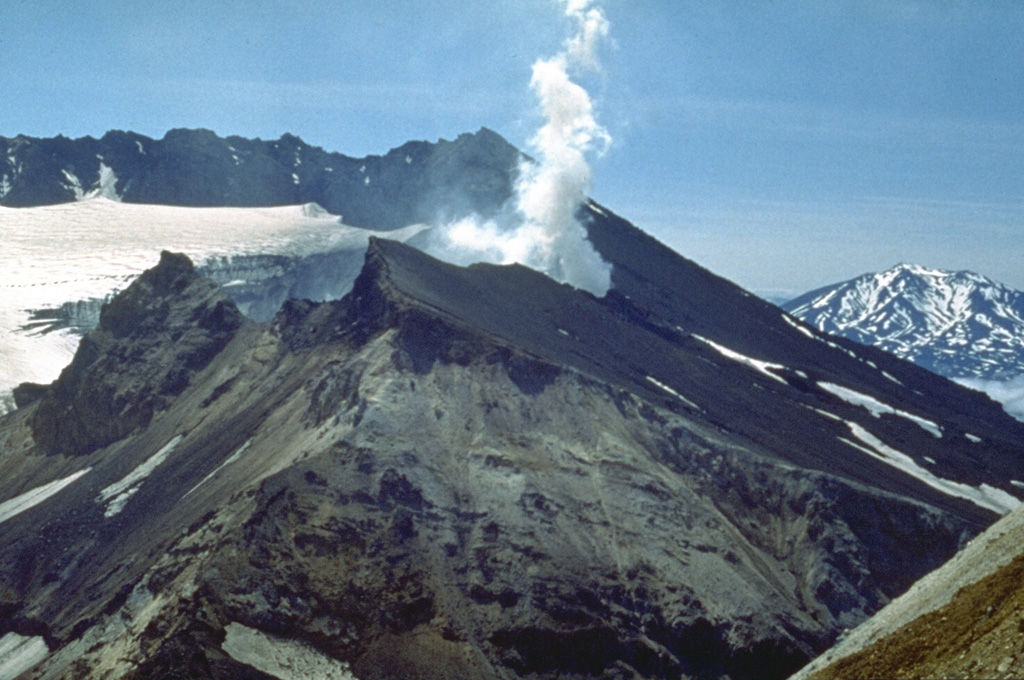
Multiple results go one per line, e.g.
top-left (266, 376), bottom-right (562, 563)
top-left (28, 251), bottom-right (247, 456)
top-left (0, 128), bottom-right (520, 229)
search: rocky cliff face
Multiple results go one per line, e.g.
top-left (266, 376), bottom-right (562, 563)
top-left (24, 251), bottom-right (247, 457)
top-left (791, 497), bottom-right (1024, 680)
top-left (2, 234), bottom-right (1024, 680)
top-left (0, 128), bottom-right (519, 229)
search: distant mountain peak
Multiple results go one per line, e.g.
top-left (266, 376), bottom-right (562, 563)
top-left (784, 264), bottom-right (1024, 380)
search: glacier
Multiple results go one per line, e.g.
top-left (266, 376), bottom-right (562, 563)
top-left (0, 197), bottom-right (426, 414)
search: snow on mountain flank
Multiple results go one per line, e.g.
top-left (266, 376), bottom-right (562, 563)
top-left (0, 198), bottom-right (427, 413)
top-left (839, 421), bottom-right (1019, 515)
top-left (819, 382), bottom-right (943, 437)
top-left (784, 263), bottom-right (1024, 381)
top-left (645, 375), bottom-right (700, 410)
top-left (0, 468), bottom-right (92, 526)
top-left (0, 633), bottom-right (49, 680)
top-left (61, 169), bottom-right (86, 200)
top-left (693, 335), bottom-right (788, 384)
top-left (90, 163), bottom-right (121, 201)
top-left (97, 435), bottom-right (183, 518)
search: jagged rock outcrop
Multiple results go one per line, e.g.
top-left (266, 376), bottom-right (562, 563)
top-left (26, 251), bottom-right (247, 457)
top-left (0, 128), bottom-right (520, 229)
top-left (2, 238), bottom-right (1024, 680)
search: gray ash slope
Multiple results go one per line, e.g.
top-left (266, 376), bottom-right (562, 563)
top-left (783, 263), bottom-right (1024, 380)
top-left (0, 127), bottom-right (517, 228)
top-left (2, 212), bottom-right (1024, 680)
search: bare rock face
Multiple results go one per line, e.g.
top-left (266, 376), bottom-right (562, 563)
top-left (0, 128), bottom-right (520, 230)
top-left (791, 502), bottom-right (1024, 680)
top-left (26, 250), bottom-right (246, 457)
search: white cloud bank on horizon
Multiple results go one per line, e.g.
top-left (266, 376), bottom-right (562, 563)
top-left (424, 0), bottom-right (613, 297)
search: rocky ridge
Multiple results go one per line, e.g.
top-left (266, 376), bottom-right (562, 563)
top-left (1, 233), bottom-right (1024, 679)
top-left (0, 128), bottom-right (519, 229)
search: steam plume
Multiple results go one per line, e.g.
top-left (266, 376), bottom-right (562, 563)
top-left (427, 0), bottom-right (613, 296)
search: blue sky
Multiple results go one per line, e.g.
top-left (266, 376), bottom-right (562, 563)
top-left (3, 1), bottom-right (1024, 298)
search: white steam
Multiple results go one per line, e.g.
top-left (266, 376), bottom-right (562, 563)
top-left (426, 0), bottom-right (613, 296)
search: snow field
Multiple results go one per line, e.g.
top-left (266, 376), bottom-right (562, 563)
top-left (819, 381), bottom-right (942, 437)
top-left (97, 435), bottom-right (183, 518)
top-left (839, 421), bottom-right (1019, 515)
top-left (0, 468), bottom-right (92, 526)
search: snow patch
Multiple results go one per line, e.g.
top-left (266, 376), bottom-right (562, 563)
top-left (966, 433), bottom-right (983, 443)
top-left (693, 335), bottom-right (788, 384)
top-left (61, 169), bottom-right (85, 200)
top-left (97, 435), bottom-right (183, 518)
top-left (0, 468), bottom-right (91, 526)
top-left (0, 633), bottom-right (48, 680)
top-left (645, 376), bottom-right (699, 410)
top-left (882, 371), bottom-right (903, 385)
top-left (818, 382), bottom-right (943, 437)
top-left (781, 313), bottom-right (815, 339)
top-left (135, 140), bottom-right (145, 154)
top-left (221, 623), bottom-right (358, 680)
top-left (841, 421), bottom-right (1020, 514)
top-left (88, 163), bottom-right (120, 201)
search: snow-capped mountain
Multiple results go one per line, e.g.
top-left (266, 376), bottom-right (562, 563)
top-left (783, 263), bottom-right (1024, 381)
